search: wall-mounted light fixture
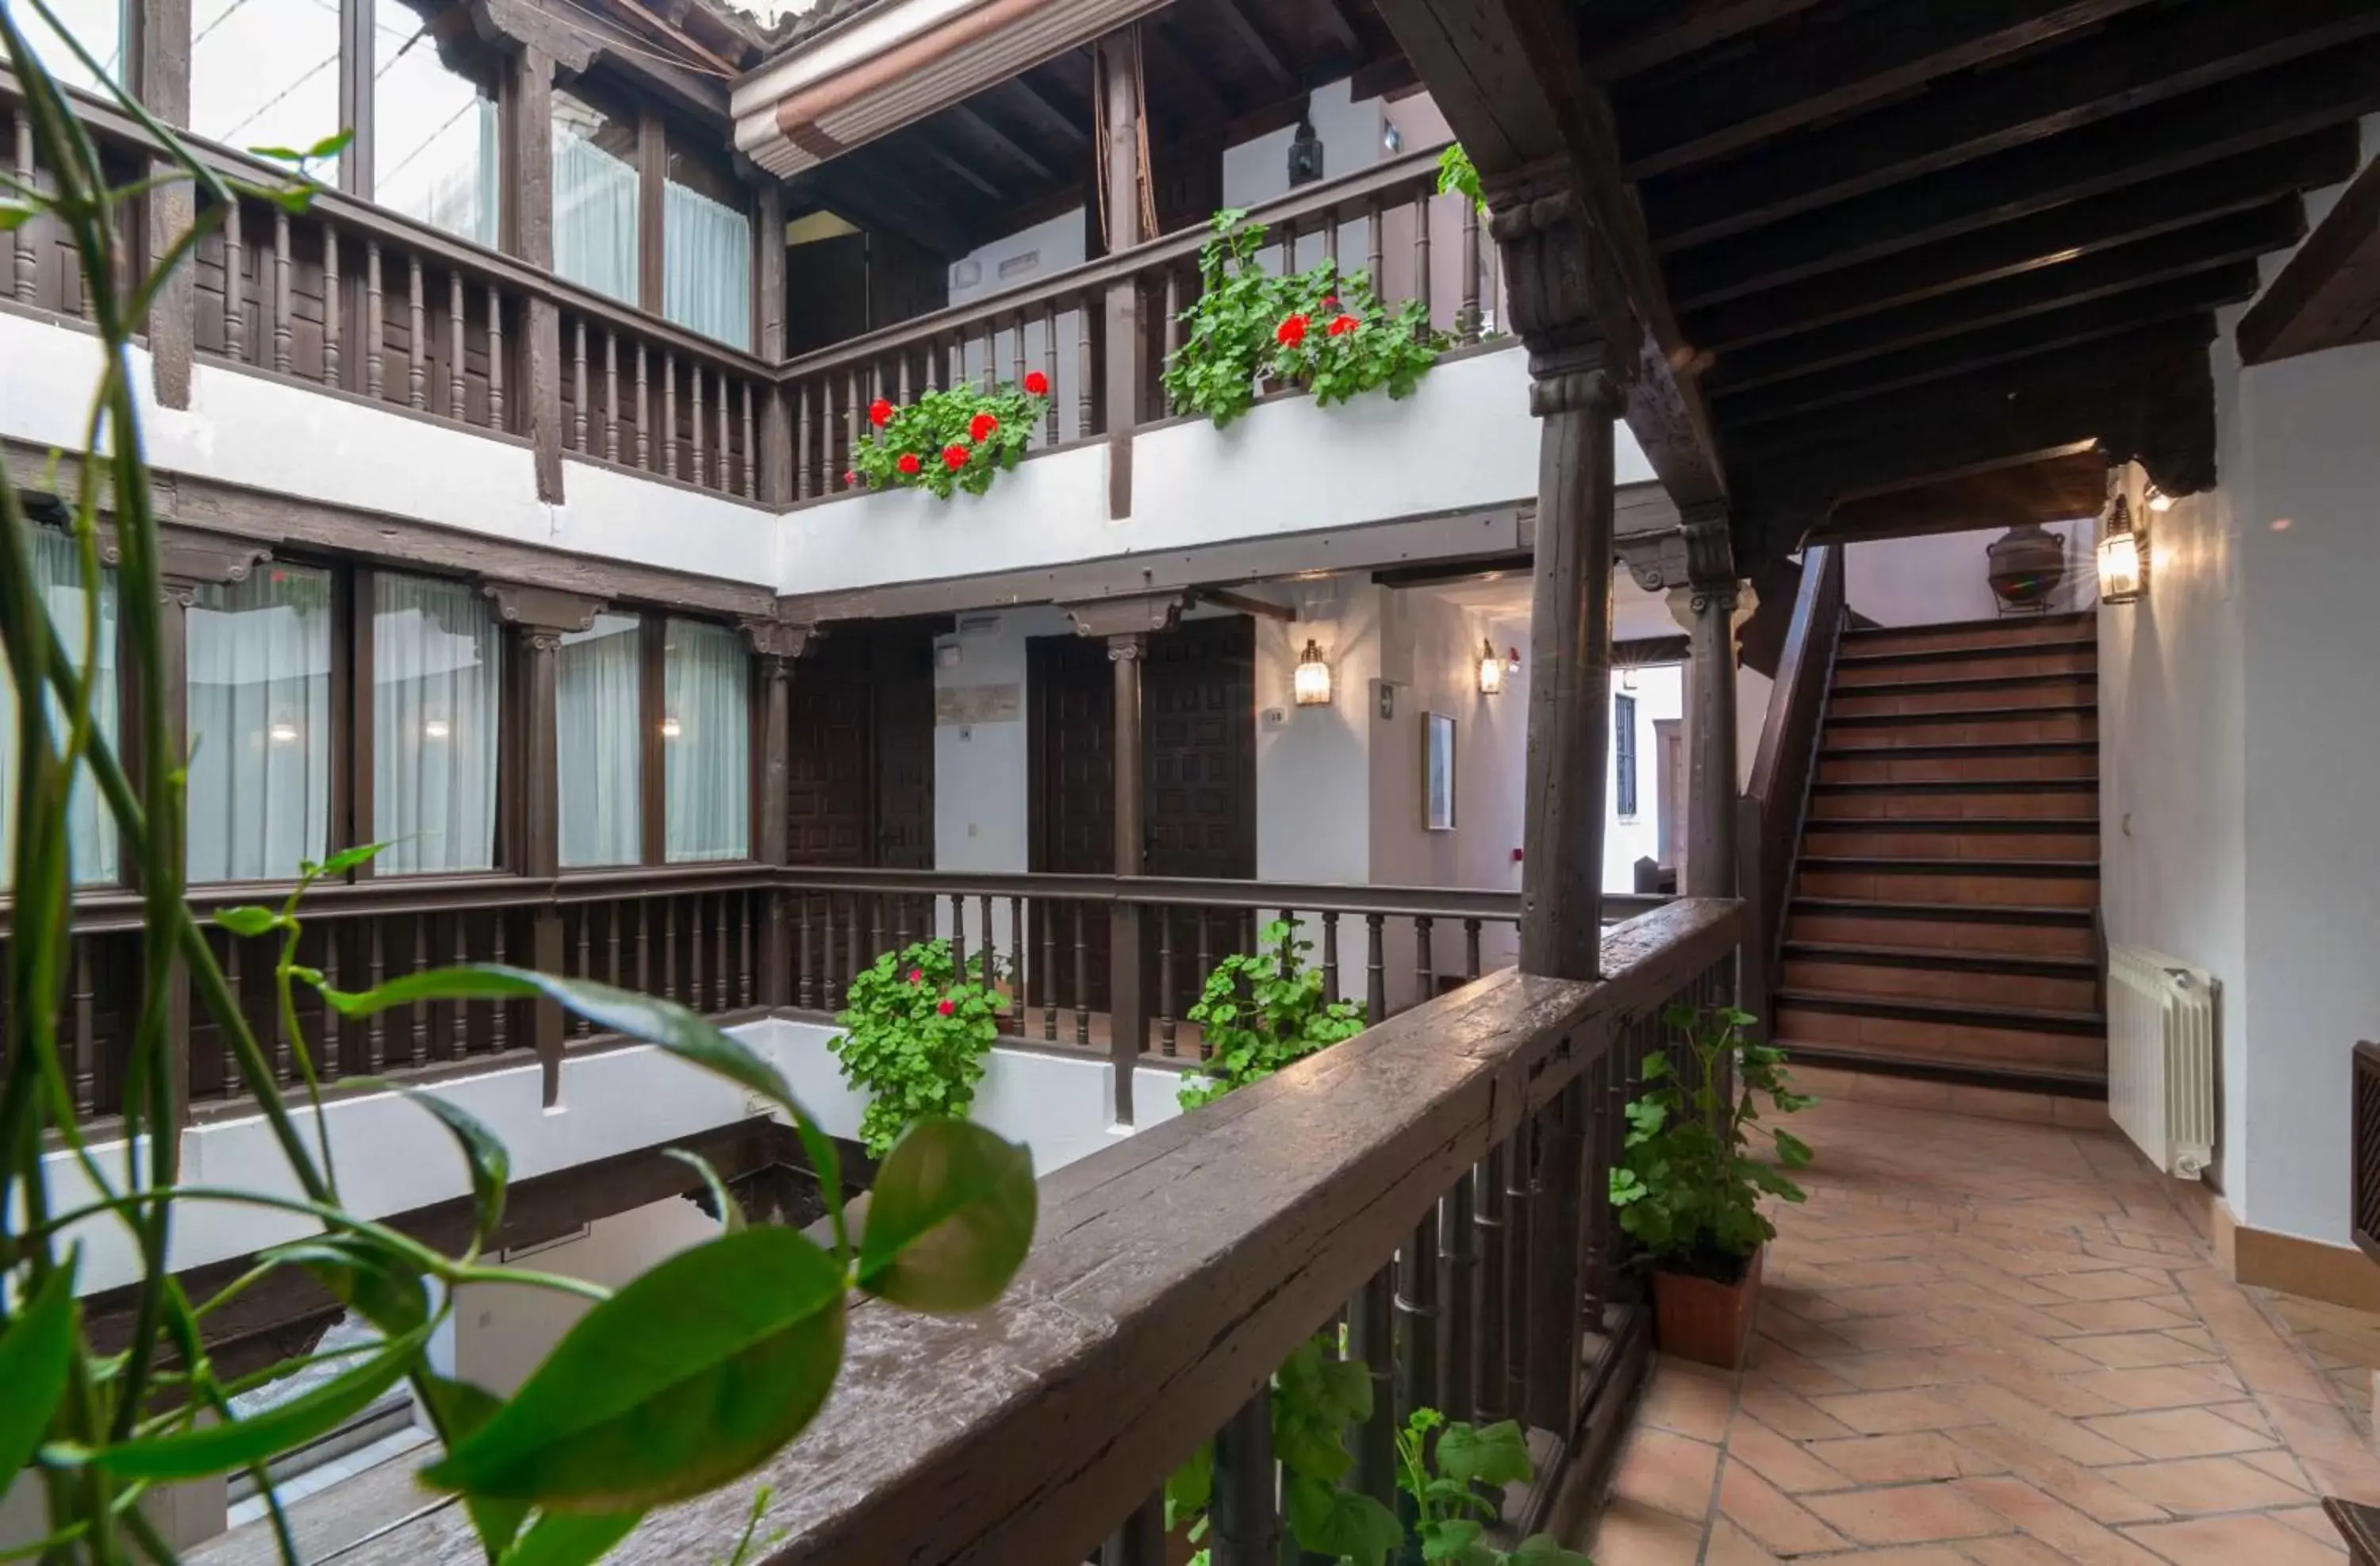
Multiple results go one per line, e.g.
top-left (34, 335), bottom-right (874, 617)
top-left (1293, 639), bottom-right (1333, 706)
top-left (2145, 484), bottom-right (2175, 513)
top-left (661, 716), bottom-right (683, 740)
top-left (1505, 647), bottom-right (1521, 676)
top-left (1476, 638), bottom-right (1505, 696)
top-left (2098, 493), bottom-right (2144, 605)
top-left (267, 717), bottom-right (298, 747)
top-left (423, 718), bottom-right (451, 742)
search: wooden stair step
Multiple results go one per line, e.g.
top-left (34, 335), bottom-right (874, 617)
top-left (1827, 702), bottom-right (2098, 728)
top-left (1837, 635), bottom-right (2097, 668)
top-left (1820, 740), bottom-right (2096, 761)
top-left (1842, 614), bottom-right (2096, 657)
top-left (1800, 856), bottom-right (2099, 877)
top-left (1778, 987), bottom-right (2103, 1034)
top-left (1833, 645), bottom-right (2097, 687)
top-left (1781, 940), bottom-right (2098, 978)
top-left (1804, 816), bottom-right (2098, 834)
top-left (1773, 1037), bottom-right (2108, 1097)
top-left (1786, 898), bottom-right (2098, 958)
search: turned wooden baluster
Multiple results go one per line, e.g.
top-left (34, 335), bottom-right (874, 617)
top-left (739, 894), bottom-right (754, 1008)
top-left (1042, 305), bottom-right (1060, 442)
top-left (604, 331), bottom-right (619, 461)
top-left (1321, 910), bottom-right (1342, 1006)
top-left (1460, 194), bottom-right (1482, 343)
top-left (663, 351), bottom-right (679, 479)
top-left (715, 894), bottom-right (731, 1010)
top-left (1475, 1138), bottom-right (1511, 1422)
top-left (271, 208), bottom-right (292, 374)
top-left (741, 382), bottom-right (757, 498)
top-left (486, 284), bottom-right (505, 429)
top-left (574, 909), bottom-right (593, 1038)
top-left (715, 370), bottom-right (731, 493)
top-left (1211, 1391), bottom-right (1280, 1563)
top-left (796, 380), bottom-right (812, 499)
top-left (1157, 908), bottom-right (1176, 1056)
top-left (1464, 919), bottom-right (1483, 981)
top-left (1443, 1167), bottom-right (1480, 1425)
top-left (1365, 913), bottom-right (1387, 1024)
top-left (691, 363), bottom-right (707, 488)
top-left (607, 904), bottom-right (623, 988)
top-left (489, 917), bottom-right (509, 1051)
top-left (1366, 198), bottom-right (1384, 292)
top-left (1412, 187), bottom-right (1433, 334)
top-left (1195, 913), bottom-right (1214, 1058)
top-left (406, 256), bottom-right (427, 409)
top-left (635, 343), bottom-right (651, 469)
top-left (1077, 297), bottom-right (1094, 435)
top-left (1397, 1196), bottom-right (1443, 1430)
top-left (11, 111), bottom-right (34, 304)
top-left (447, 271), bottom-right (465, 418)
top-left (448, 915), bottom-right (468, 1054)
top-left (797, 896), bottom-right (815, 1009)
top-left (70, 937), bottom-right (94, 1119)
top-left (843, 368), bottom-right (859, 488)
top-left (1007, 896), bottom-right (1024, 1038)
top-left (323, 230), bottom-right (343, 387)
top-left (1072, 901), bottom-right (1089, 1046)
top-left (364, 241), bottom-right (385, 399)
top-left (1415, 915), bottom-right (1435, 1004)
top-left (572, 319), bottom-right (589, 451)
top-left (225, 198), bottom-right (246, 362)
top-left (409, 915), bottom-right (429, 1065)
top-left (1041, 901), bottom-right (1058, 1040)
top-left (689, 896), bottom-right (706, 1011)
top-left (367, 922), bottom-right (387, 1074)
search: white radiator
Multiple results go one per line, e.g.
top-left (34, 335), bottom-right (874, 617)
top-left (2107, 945), bottom-right (2218, 1180)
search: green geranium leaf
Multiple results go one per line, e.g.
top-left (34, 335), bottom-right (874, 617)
top-left (422, 1227), bottom-right (845, 1510)
top-left (310, 839), bottom-right (391, 877)
top-left (95, 1326), bottom-right (428, 1480)
top-left (1508, 1533), bottom-right (1595, 1566)
top-left (856, 1119), bottom-right (1035, 1313)
top-left (213, 905), bottom-right (284, 938)
top-left (1283, 1474), bottom-right (1403, 1566)
top-left (1166, 1441), bottom-right (1213, 1530)
top-left (0, 1258), bottom-right (78, 1486)
top-left (1435, 1419), bottom-right (1533, 1488)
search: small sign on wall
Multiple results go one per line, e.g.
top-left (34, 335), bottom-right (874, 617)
top-left (934, 684), bottom-right (1021, 725)
top-left (1378, 681), bottom-right (1396, 721)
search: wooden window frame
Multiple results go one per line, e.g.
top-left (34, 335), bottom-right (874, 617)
top-left (1613, 690), bottom-right (1638, 820)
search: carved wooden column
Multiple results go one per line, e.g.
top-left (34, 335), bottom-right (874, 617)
top-left (755, 181), bottom-right (793, 505)
top-left (501, 45), bottom-right (565, 501)
top-left (1065, 593), bottom-right (1181, 1124)
top-left (138, 0), bottom-right (195, 407)
top-left (486, 582), bottom-right (602, 1101)
top-left (1490, 167), bottom-right (1639, 982)
top-left (1622, 503), bottom-right (1745, 900)
top-left (746, 618), bottom-right (813, 1008)
top-left (1095, 29), bottom-right (1145, 520)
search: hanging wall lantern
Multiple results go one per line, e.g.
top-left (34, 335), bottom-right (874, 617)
top-left (1293, 639), bottom-right (1333, 705)
top-left (2098, 494), bottom-right (2144, 605)
top-left (1476, 638), bottom-right (1505, 696)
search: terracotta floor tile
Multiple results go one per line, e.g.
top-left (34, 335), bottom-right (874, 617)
top-left (2082, 1407), bottom-right (2282, 1460)
top-left (1945, 1381), bottom-right (2143, 1466)
top-left (1723, 1416), bottom-right (1856, 1494)
top-left (1639, 1361), bottom-right (1737, 1443)
top-left (2103, 1454), bottom-right (2311, 1514)
top-left (2040, 1269), bottom-right (2178, 1303)
top-left (1950, 1423), bottom-right (2169, 1524)
top-left (1952, 1476), bottom-right (2169, 1565)
top-left (1809, 1389), bottom-right (1989, 1436)
top-left (1798, 1482), bottom-right (2011, 1547)
top-left (2067, 1330), bottom-right (2221, 1368)
top-left (1610, 1428), bottom-right (1722, 1523)
top-left (2271, 1503), bottom-right (2347, 1544)
top-left (2071, 1364), bottom-right (2248, 1411)
top-left (1739, 1374), bottom-right (1861, 1441)
top-left (1702, 1518), bottom-right (1781, 1566)
top-left (1964, 1537), bottom-right (2121, 1566)
top-left (1588, 1497), bottom-right (1705, 1566)
top-left (1716, 1460), bottom-right (1851, 1556)
top-left (2121, 1513), bottom-right (2347, 1564)
top-left (2044, 1298), bottom-right (2201, 1334)
top-left (1806, 1432), bottom-right (1983, 1485)
top-left (1744, 1335), bottom-right (1864, 1395)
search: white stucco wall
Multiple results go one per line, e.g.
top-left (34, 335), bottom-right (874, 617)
top-left (1846, 519), bottom-right (2098, 626)
top-left (1603, 663), bottom-right (1683, 894)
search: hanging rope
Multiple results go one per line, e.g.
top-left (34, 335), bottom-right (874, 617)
top-left (1092, 24), bottom-right (1159, 252)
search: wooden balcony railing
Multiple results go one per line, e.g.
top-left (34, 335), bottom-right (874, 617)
top-left (342, 898), bottom-right (1740, 1565)
top-left (1736, 543), bottom-right (1846, 1042)
top-left (4, 73), bottom-right (1496, 518)
top-left (9, 868), bottom-right (1669, 1131)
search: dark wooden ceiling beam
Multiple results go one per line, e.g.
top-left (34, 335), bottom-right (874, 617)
top-left (1142, 19), bottom-right (1238, 129)
top-left (1664, 43), bottom-right (2380, 307)
top-left (1681, 132), bottom-right (2360, 353)
top-left (1721, 267), bottom-right (2259, 428)
top-left (1821, 452), bottom-right (2111, 543)
top-left (1370, 0), bottom-right (1727, 509)
top-left (2239, 151), bottom-right (2380, 366)
top-left (1000, 66), bottom-right (1092, 150)
top-left (1309, 0), bottom-right (1365, 60)
top-left (797, 160), bottom-right (973, 257)
top-left (1641, 0), bottom-right (2380, 249)
top-left (945, 103), bottom-right (1058, 186)
top-left (1706, 203), bottom-right (2304, 395)
top-left (1615, 0), bottom-right (2156, 180)
top-left (1582, 0), bottom-right (1829, 84)
top-left (1209, 0), bottom-right (1296, 91)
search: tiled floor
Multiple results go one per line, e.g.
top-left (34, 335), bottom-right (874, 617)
top-left (1590, 1096), bottom-right (2380, 1564)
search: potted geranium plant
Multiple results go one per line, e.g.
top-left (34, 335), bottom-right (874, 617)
top-left (1607, 1005), bottom-right (1814, 1368)
top-left (831, 940), bottom-right (1008, 1156)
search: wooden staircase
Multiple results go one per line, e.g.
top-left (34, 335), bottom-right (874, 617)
top-left (1773, 612), bottom-right (2107, 1095)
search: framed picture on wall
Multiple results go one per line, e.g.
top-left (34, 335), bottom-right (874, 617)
top-left (1424, 712), bottom-right (1457, 831)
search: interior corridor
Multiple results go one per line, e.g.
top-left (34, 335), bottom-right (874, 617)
top-left (1591, 1096), bottom-right (2380, 1565)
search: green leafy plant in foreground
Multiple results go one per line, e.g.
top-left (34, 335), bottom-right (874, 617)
top-left (831, 938), bottom-right (1008, 1157)
top-left (0, 20), bottom-right (1036, 1562)
top-left (1606, 1006), bottom-right (1815, 1282)
top-left (1178, 919), bottom-right (1363, 1111)
top-left (1162, 209), bottom-right (1446, 429)
top-left (1396, 1411), bottom-right (1591, 1566)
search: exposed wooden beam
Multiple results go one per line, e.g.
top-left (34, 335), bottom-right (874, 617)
top-left (1820, 451), bottom-right (2110, 544)
top-left (601, 0), bottom-right (743, 76)
top-left (1370, 0), bottom-right (1727, 509)
top-left (1582, 0), bottom-right (1828, 85)
top-left (912, 133), bottom-right (1009, 202)
top-left (2240, 150), bottom-right (2380, 365)
top-left (1346, 52), bottom-right (1420, 102)
top-left (1142, 19), bottom-right (1237, 127)
top-left (946, 103), bottom-right (1058, 186)
top-left (999, 70), bottom-right (1092, 150)
top-left (1664, 44), bottom-right (2380, 306)
top-left (1721, 268), bottom-right (2259, 428)
top-left (1209, 0), bottom-right (1295, 90)
top-left (1681, 132), bottom-right (2360, 352)
top-left (799, 160), bottom-right (973, 257)
top-left (1310, 0), bottom-right (1364, 60)
top-left (1616, 0), bottom-right (2156, 180)
top-left (1641, 0), bottom-right (2380, 249)
top-left (1706, 204), bottom-right (2304, 395)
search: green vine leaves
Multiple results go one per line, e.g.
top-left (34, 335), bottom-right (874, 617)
top-left (849, 380), bottom-right (1051, 499)
top-left (831, 939), bottom-right (1008, 1157)
top-left (1177, 919), bottom-right (1363, 1112)
top-left (1606, 1004), bottom-right (1816, 1274)
top-left (1161, 209), bottom-right (1448, 429)
top-left (1395, 1410), bottom-right (1591, 1566)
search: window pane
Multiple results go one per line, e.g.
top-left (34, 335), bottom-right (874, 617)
top-left (559, 612), bottom-right (643, 868)
top-left (374, 574), bottom-right (500, 873)
top-left (0, 0), bottom-right (126, 95)
top-left (187, 565), bottom-right (332, 882)
top-left (663, 154), bottom-right (750, 347)
top-left (553, 89), bottom-right (640, 306)
top-left (663, 619), bottom-right (747, 863)
top-left (0, 528), bottom-right (119, 887)
top-left (374, 0), bottom-right (499, 247)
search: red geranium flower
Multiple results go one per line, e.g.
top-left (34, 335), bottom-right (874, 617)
top-left (1328, 313), bottom-right (1361, 336)
top-left (1321, 294), bottom-right (1340, 309)
top-left (1023, 370), bottom-right (1050, 396)
top-left (937, 999), bottom-right (954, 1016)
top-left (942, 443), bottom-right (969, 471)
top-left (969, 411), bottom-right (999, 442)
top-left (908, 967), bottom-right (923, 985)
top-left (1276, 313), bottom-right (1310, 346)
top-left (843, 470), bottom-right (858, 485)
top-left (896, 451), bottom-right (922, 475)
top-left (868, 397), bottom-right (893, 428)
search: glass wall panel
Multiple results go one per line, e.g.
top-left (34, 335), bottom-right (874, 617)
top-left (0, 0), bottom-right (126, 94)
top-left (558, 612), bottom-right (643, 868)
top-left (186, 565), bottom-right (333, 882)
top-left (0, 528), bottom-right (118, 886)
top-left (192, 0), bottom-right (342, 176)
top-left (374, 0), bottom-right (500, 246)
top-left (662, 618), bottom-right (747, 862)
top-left (374, 573), bottom-right (500, 873)
top-left (664, 144), bottom-right (750, 347)
top-left (553, 87), bottom-right (640, 306)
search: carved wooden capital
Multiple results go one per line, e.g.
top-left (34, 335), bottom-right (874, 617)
top-left (1062, 593), bottom-right (1183, 640)
top-left (482, 581), bottom-right (604, 637)
top-left (1484, 159), bottom-right (1643, 405)
top-left (743, 617), bottom-right (817, 661)
top-left (1617, 502), bottom-right (1735, 594)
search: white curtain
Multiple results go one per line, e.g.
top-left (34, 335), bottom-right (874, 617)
top-left (186, 567), bottom-right (332, 883)
top-left (554, 100), bottom-right (640, 307)
top-left (0, 528), bottom-right (119, 888)
top-left (374, 574), bottom-right (500, 874)
top-left (559, 612), bottom-right (643, 868)
top-left (663, 619), bottom-right (747, 863)
top-left (663, 180), bottom-right (752, 349)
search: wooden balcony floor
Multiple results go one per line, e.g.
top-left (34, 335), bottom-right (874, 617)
top-left (1590, 1096), bottom-right (2380, 1566)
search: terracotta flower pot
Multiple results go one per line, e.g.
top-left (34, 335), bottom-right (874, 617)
top-left (1650, 1245), bottom-right (1765, 1370)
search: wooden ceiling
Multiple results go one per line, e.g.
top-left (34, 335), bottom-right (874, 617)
top-left (782, 0), bottom-right (1409, 256)
top-left (1374, 0), bottom-right (2380, 569)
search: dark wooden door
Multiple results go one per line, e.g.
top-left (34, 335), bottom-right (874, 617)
top-left (874, 635), bottom-right (936, 869)
top-left (785, 631), bottom-right (936, 868)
